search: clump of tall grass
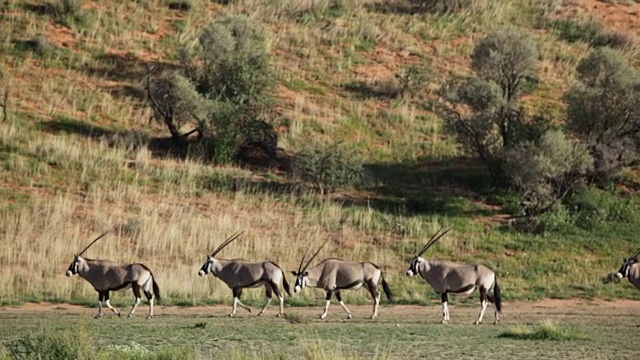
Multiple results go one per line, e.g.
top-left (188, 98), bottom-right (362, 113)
top-left (3, 326), bottom-right (199, 359)
top-left (498, 320), bottom-right (587, 341)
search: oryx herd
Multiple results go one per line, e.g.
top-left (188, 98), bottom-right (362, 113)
top-left (66, 227), bottom-right (640, 323)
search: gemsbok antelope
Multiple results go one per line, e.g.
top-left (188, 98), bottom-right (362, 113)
top-left (198, 231), bottom-right (291, 317)
top-left (291, 242), bottom-right (393, 320)
top-left (612, 248), bottom-right (640, 289)
top-left (66, 231), bottom-right (161, 319)
top-left (405, 227), bottom-right (502, 324)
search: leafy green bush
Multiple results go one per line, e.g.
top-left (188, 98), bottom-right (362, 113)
top-left (568, 187), bottom-right (640, 230)
top-left (439, 27), bottom-right (544, 182)
top-left (564, 48), bottom-right (640, 183)
top-left (470, 26), bottom-right (538, 103)
top-left (180, 15), bottom-right (279, 164)
top-left (292, 141), bottom-right (364, 193)
top-left (505, 129), bottom-right (592, 220)
top-left (147, 72), bottom-right (208, 138)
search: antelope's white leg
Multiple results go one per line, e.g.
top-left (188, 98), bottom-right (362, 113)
top-left (237, 299), bottom-right (252, 313)
top-left (148, 297), bottom-right (154, 319)
top-left (441, 301), bottom-right (449, 324)
top-left (277, 296), bottom-right (285, 317)
top-left (258, 297), bottom-right (272, 316)
top-left (474, 300), bottom-right (488, 324)
top-left (105, 299), bottom-right (120, 316)
top-left (95, 301), bottom-right (103, 318)
top-left (231, 297), bottom-right (239, 317)
top-left (338, 301), bottom-right (352, 319)
top-left (128, 297), bottom-right (142, 317)
top-left (320, 300), bottom-right (331, 319)
top-left (371, 293), bottom-right (381, 319)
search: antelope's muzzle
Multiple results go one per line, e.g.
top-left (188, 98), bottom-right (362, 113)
top-left (294, 285), bottom-right (301, 293)
top-left (66, 270), bottom-right (73, 277)
top-left (198, 270), bottom-right (205, 276)
top-left (405, 269), bottom-right (415, 276)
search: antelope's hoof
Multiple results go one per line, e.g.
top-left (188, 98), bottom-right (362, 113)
top-left (94, 314), bottom-right (103, 319)
top-left (258, 312), bottom-right (264, 317)
top-left (473, 320), bottom-right (481, 325)
top-left (246, 308), bottom-right (252, 313)
top-left (346, 314), bottom-right (353, 320)
top-left (441, 320), bottom-right (448, 324)
top-left (370, 315), bottom-right (377, 320)
top-left (117, 313), bottom-right (122, 318)
top-left (320, 315), bottom-right (327, 320)
top-left (276, 313), bottom-right (283, 318)
top-left (147, 315), bottom-right (153, 319)
top-left (229, 314), bottom-right (235, 318)
top-left (127, 313), bottom-right (133, 318)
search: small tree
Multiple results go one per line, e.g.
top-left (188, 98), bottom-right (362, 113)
top-left (564, 47), bottom-right (640, 182)
top-left (146, 71), bottom-right (208, 139)
top-left (180, 15), bottom-right (279, 163)
top-left (504, 130), bottom-right (593, 218)
top-left (292, 141), bottom-right (364, 194)
top-left (471, 27), bottom-right (538, 103)
top-left (439, 27), bottom-right (543, 181)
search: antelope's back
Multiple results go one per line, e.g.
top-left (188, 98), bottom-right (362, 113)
top-left (319, 259), bottom-right (366, 286)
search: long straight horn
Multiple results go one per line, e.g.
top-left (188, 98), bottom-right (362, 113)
top-left (630, 247), bottom-right (640, 260)
top-left (211, 231), bottom-right (244, 257)
top-left (417, 227), bottom-right (453, 257)
top-left (297, 244), bottom-right (313, 273)
top-left (302, 241), bottom-right (328, 272)
top-left (78, 231), bottom-right (111, 256)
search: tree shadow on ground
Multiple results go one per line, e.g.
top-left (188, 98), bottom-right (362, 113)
top-left (342, 80), bottom-right (401, 100)
top-left (82, 52), bottom-right (180, 103)
top-left (38, 116), bottom-right (190, 159)
top-left (366, 0), bottom-right (453, 16)
top-left (37, 116), bottom-right (292, 171)
top-left (335, 157), bottom-right (504, 219)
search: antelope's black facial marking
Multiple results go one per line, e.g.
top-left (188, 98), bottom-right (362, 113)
top-left (292, 271), bottom-right (308, 293)
top-left (406, 257), bottom-right (420, 276)
top-left (617, 258), bottom-right (638, 279)
top-left (198, 257), bottom-right (214, 276)
top-left (66, 256), bottom-right (80, 276)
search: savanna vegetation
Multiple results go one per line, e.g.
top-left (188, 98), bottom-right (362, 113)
top-left (1, 0), bottom-right (640, 316)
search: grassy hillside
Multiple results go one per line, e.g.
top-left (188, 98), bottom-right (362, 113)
top-left (1, 0), bottom-right (640, 307)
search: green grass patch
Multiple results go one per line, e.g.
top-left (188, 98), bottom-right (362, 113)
top-left (499, 320), bottom-right (587, 341)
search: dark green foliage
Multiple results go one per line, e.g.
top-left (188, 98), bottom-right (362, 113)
top-left (471, 27), bottom-right (538, 102)
top-left (146, 72), bottom-right (208, 138)
top-left (440, 27), bottom-right (543, 180)
top-left (564, 48), bottom-right (640, 182)
top-left (505, 130), bottom-right (592, 223)
top-left (292, 141), bottom-right (364, 193)
top-left (184, 15), bottom-right (276, 115)
top-left (567, 187), bottom-right (640, 230)
top-left (179, 15), bottom-right (279, 164)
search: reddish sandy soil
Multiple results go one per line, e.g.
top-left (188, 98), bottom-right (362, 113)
top-left (1, 299), bottom-right (638, 319)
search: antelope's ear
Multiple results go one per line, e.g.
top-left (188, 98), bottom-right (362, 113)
top-left (304, 271), bottom-right (308, 276)
top-left (291, 271), bottom-right (297, 276)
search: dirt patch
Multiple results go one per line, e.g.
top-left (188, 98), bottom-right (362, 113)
top-left (554, 0), bottom-right (640, 35)
top-left (2, 299), bottom-right (638, 317)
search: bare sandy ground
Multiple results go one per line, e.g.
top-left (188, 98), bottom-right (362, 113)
top-left (1, 298), bottom-right (637, 320)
